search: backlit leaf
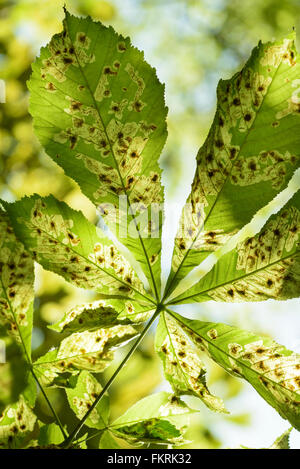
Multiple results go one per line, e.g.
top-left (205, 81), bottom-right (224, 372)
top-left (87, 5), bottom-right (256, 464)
top-left (170, 311), bottom-right (300, 431)
top-left (28, 10), bottom-right (167, 298)
top-left (66, 370), bottom-right (109, 429)
top-left (110, 392), bottom-right (195, 445)
top-left (99, 431), bottom-right (122, 449)
top-left (50, 298), bottom-right (153, 333)
top-left (38, 423), bottom-right (65, 446)
top-left (0, 210), bottom-right (35, 413)
top-left (33, 323), bottom-right (137, 386)
top-left (166, 35), bottom-right (300, 297)
top-left (269, 427), bottom-right (292, 449)
top-left (0, 333), bottom-right (29, 413)
top-left (155, 312), bottom-right (227, 413)
top-left (0, 210), bottom-right (34, 357)
top-left (171, 190), bottom-right (300, 304)
top-left (3, 195), bottom-right (153, 304)
top-left (0, 396), bottom-right (36, 449)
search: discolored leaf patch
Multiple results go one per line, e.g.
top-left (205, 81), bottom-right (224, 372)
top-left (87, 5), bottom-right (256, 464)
top-left (0, 210), bottom-right (34, 356)
top-left (28, 10), bottom-right (168, 297)
top-left (33, 323), bottom-right (137, 386)
top-left (110, 392), bottom-right (195, 445)
top-left (166, 34), bottom-right (300, 297)
top-left (172, 190), bottom-right (300, 304)
top-left (66, 371), bottom-right (109, 429)
top-left (3, 195), bottom-right (152, 304)
top-left (50, 298), bottom-right (153, 333)
top-left (0, 396), bottom-right (36, 449)
top-left (155, 312), bottom-right (226, 413)
top-left (170, 311), bottom-right (300, 431)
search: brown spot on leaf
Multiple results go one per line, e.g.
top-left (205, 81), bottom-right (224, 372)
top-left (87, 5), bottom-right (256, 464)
top-left (63, 57), bottom-right (73, 65)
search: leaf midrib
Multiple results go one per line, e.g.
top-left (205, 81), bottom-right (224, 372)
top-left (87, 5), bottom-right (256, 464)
top-left (161, 311), bottom-right (191, 392)
top-left (24, 216), bottom-right (155, 305)
top-left (169, 310), bottom-right (299, 397)
top-left (0, 275), bottom-right (32, 364)
top-left (64, 16), bottom-right (160, 302)
top-left (164, 43), bottom-right (289, 299)
top-left (169, 249), bottom-right (299, 304)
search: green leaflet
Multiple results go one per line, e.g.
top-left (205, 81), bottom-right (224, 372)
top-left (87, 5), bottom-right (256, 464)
top-left (269, 428), bottom-right (292, 449)
top-left (110, 392), bottom-right (195, 445)
top-left (33, 349), bottom-right (111, 387)
top-left (0, 210), bottom-right (34, 357)
top-left (2, 7), bottom-right (300, 449)
top-left (99, 431), bottom-right (122, 449)
top-left (38, 423), bottom-right (65, 446)
top-left (170, 311), bottom-right (300, 431)
top-left (66, 371), bottom-right (109, 430)
top-left (155, 312), bottom-right (227, 413)
top-left (33, 323), bottom-right (137, 386)
top-left (49, 300), bottom-right (121, 333)
top-left (171, 190), bottom-right (300, 304)
top-left (50, 298), bottom-right (153, 333)
top-left (0, 334), bottom-right (28, 413)
top-left (3, 194), bottom-right (153, 304)
top-left (165, 34), bottom-right (300, 298)
top-left (0, 211), bottom-right (35, 415)
top-left (0, 395), bottom-right (37, 449)
top-left (28, 10), bottom-right (167, 299)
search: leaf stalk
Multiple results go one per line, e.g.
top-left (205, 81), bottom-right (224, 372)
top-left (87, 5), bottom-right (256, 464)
top-left (61, 304), bottom-right (164, 448)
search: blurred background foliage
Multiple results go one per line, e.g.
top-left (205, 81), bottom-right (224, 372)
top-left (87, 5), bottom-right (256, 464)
top-left (1, 0), bottom-right (300, 449)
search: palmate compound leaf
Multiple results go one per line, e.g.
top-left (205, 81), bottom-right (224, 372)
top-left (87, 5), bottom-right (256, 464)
top-left (170, 189), bottom-right (300, 304)
top-left (65, 370), bottom-right (109, 430)
top-left (33, 322), bottom-right (138, 386)
top-left (169, 311), bottom-right (300, 430)
top-left (165, 34), bottom-right (300, 299)
top-left (49, 298), bottom-right (154, 333)
top-left (28, 9), bottom-right (167, 299)
top-left (3, 194), bottom-right (154, 305)
top-left (155, 312), bottom-right (227, 413)
top-left (109, 392), bottom-right (195, 445)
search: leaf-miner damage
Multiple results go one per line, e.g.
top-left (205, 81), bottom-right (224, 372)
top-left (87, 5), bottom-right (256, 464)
top-left (166, 34), bottom-right (300, 297)
top-left (0, 210), bottom-right (34, 356)
top-left (110, 392), bottom-right (195, 445)
top-left (0, 396), bottom-right (36, 448)
top-left (2, 8), bottom-right (300, 448)
top-left (33, 323), bottom-right (137, 387)
top-left (66, 370), bottom-right (109, 430)
top-left (50, 298), bottom-right (153, 334)
top-left (172, 191), bottom-right (300, 304)
top-left (170, 312), bottom-right (300, 430)
top-left (3, 195), bottom-right (153, 304)
top-left (155, 312), bottom-right (226, 413)
top-left (28, 10), bottom-right (168, 296)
